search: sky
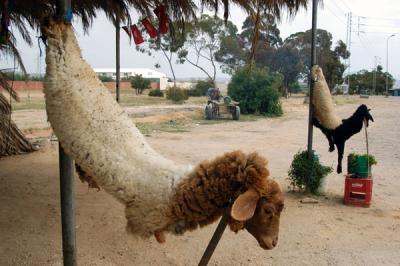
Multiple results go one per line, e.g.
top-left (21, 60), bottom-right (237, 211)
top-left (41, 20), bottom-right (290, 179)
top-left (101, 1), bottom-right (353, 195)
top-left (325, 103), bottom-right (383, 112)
top-left (1, 0), bottom-right (400, 82)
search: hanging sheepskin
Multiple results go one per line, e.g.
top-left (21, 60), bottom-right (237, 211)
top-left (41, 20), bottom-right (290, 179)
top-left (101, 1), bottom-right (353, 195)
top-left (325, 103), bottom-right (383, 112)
top-left (42, 21), bottom-right (284, 249)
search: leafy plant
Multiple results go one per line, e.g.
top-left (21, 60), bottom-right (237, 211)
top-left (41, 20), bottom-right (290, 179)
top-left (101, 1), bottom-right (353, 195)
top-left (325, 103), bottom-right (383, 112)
top-left (130, 74), bottom-right (151, 95)
top-left (148, 88), bottom-right (164, 97)
top-left (166, 86), bottom-right (189, 103)
top-left (347, 153), bottom-right (377, 177)
top-left (348, 153), bottom-right (377, 166)
top-left (98, 74), bottom-right (113, 82)
top-left (188, 79), bottom-right (215, 97)
top-left (288, 150), bottom-right (332, 194)
top-left (228, 65), bottom-right (283, 116)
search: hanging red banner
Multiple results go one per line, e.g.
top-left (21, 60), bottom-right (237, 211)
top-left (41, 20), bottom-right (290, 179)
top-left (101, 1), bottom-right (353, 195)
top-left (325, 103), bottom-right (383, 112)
top-left (122, 26), bottom-right (131, 38)
top-left (141, 18), bottom-right (158, 38)
top-left (130, 24), bottom-right (144, 44)
top-left (154, 5), bottom-right (169, 34)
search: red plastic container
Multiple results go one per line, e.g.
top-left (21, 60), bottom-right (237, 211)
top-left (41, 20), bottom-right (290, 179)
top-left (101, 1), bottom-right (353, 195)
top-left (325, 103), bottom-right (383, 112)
top-left (344, 175), bottom-right (373, 207)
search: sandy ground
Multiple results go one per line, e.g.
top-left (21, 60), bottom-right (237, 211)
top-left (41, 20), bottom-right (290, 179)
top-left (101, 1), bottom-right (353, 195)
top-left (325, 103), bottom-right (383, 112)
top-left (1, 96), bottom-right (400, 265)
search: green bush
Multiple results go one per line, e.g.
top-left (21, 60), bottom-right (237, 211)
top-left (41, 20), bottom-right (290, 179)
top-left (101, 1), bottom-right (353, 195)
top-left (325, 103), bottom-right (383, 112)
top-left (148, 88), bottom-right (164, 97)
top-left (288, 82), bottom-right (302, 94)
top-left (228, 65), bottom-right (283, 116)
top-left (131, 74), bottom-right (151, 94)
top-left (288, 150), bottom-right (332, 194)
top-left (188, 80), bottom-right (215, 97)
top-left (166, 87), bottom-right (189, 103)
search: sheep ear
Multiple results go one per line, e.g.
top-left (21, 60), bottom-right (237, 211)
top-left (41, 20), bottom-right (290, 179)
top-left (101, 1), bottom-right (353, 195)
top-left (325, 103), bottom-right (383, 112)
top-left (231, 189), bottom-right (260, 221)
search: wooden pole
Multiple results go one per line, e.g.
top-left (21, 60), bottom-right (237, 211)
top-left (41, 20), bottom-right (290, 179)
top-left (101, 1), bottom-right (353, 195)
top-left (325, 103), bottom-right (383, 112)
top-left (116, 15), bottom-right (121, 103)
top-left (198, 207), bottom-right (230, 266)
top-left (307, 0), bottom-right (318, 160)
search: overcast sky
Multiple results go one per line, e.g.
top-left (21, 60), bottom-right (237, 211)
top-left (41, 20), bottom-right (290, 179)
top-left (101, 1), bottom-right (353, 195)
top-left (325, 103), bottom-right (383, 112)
top-left (1, 0), bottom-right (400, 82)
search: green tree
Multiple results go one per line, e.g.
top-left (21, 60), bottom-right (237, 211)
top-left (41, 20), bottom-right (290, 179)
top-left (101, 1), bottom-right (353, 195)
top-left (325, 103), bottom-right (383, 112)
top-left (285, 29), bottom-right (350, 90)
top-left (177, 15), bottom-right (238, 83)
top-left (261, 45), bottom-right (303, 97)
top-left (130, 74), bottom-right (151, 95)
top-left (347, 65), bottom-right (394, 95)
top-left (228, 65), bottom-right (283, 116)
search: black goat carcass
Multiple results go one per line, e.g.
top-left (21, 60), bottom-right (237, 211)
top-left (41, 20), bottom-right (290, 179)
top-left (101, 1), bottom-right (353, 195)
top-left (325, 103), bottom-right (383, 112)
top-left (313, 104), bottom-right (374, 173)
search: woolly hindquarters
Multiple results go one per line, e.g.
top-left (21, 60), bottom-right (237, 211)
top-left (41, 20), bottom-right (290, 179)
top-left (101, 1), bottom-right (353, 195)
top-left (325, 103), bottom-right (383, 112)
top-left (311, 66), bottom-right (341, 129)
top-left (43, 22), bottom-right (190, 235)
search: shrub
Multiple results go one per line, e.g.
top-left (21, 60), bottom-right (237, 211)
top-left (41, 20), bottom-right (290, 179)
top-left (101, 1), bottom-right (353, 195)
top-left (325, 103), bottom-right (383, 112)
top-left (98, 74), bottom-right (113, 82)
top-left (288, 150), bottom-right (332, 194)
top-left (166, 87), bottom-right (188, 103)
top-left (130, 74), bottom-right (151, 94)
top-left (188, 80), bottom-right (215, 97)
top-left (288, 82), bottom-right (302, 94)
top-left (148, 88), bottom-right (164, 97)
top-left (228, 65), bottom-right (283, 116)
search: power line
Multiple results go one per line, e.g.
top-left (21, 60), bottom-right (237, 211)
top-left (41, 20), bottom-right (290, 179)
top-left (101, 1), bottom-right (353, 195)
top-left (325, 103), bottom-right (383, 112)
top-left (324, 4), bottom-right (347, 25)
top-left (335, 0), bottom-right (354, 14)
top-left (331, 0), bottom-right (348, 15)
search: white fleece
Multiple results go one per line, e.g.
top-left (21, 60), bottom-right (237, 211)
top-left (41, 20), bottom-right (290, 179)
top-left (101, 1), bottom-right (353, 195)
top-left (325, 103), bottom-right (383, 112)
top-left (43, 23), bottom-right (191, 237)
top-left (311, 65), bottom-right (341, 129)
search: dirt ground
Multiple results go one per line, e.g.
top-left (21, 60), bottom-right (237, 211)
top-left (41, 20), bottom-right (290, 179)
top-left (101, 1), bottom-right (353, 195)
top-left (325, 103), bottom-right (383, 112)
top-left (1, 96), bottom-right (400, 266)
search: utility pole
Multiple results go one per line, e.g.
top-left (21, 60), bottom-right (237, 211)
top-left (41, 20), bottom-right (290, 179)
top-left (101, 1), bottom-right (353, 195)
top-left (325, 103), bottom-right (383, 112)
top-left (115, 15), bottom-right (121, 103)
top-left (386, 34), bottom-right (396, 96)
top-left (345, 12), bottom-right (352, 87)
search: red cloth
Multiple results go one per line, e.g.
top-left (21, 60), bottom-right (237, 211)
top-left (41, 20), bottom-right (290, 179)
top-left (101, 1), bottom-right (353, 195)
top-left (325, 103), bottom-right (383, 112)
top-left (122, 26), bottom-right (131, 38)
top-left (141, 18), bottom-right (158, 38)
top-left (130, 24), bottom-right (144, 44)
top-left (154, 5), bottom-right (169, 34)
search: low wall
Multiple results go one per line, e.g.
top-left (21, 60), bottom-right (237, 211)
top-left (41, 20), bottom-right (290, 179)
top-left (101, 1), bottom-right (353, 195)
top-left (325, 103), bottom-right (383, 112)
top-left (1, 81), bottom-right (160, 92)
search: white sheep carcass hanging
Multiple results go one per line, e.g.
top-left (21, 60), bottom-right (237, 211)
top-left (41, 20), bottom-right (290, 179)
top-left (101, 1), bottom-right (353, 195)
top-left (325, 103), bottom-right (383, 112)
top-left (311, 65), bottom-right (374, 173)
top-left (43, 21), bottom-right (284, 249)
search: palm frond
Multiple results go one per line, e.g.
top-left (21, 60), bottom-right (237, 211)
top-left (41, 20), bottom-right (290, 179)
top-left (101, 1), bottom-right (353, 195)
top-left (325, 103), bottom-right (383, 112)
top-left (0, 71), bottom-right (19, 101)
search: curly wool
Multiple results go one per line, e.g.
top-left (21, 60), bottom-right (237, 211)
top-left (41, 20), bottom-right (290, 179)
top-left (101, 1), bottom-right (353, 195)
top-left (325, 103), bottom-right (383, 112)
top-left (164, 150), bottom-right (275, 235)
top-left (311, 65), bottom-right (341, 129)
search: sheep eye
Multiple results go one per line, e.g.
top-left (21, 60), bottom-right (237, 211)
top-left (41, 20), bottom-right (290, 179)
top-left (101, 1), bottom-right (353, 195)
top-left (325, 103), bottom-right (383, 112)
top-left (264, 208), bottom-right (272, 215)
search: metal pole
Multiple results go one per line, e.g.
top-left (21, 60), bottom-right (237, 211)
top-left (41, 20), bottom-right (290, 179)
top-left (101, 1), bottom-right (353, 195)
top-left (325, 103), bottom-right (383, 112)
top-left (307, 0), bottom-right (318, 159)
top-left (116, 15), bottom-right (121, 103)
top-left (386, 34), bottom-right (395, 96)
top-left (59, 144), bottom-right (77, 266)
top-left (56, 1), bottom-right (76, 265)
top-left (198, 207), bottom-right (230, 266)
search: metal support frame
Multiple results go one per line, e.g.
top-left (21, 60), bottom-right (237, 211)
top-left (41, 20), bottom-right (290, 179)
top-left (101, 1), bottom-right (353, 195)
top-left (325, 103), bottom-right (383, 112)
top-left (116, 15), bottom-right (121, 103)
top-left (307, 0), bottom-right (318, 160)
top-left (56, 1), bottom-right (76, 265)
top-left (59, 144), bottom-right (77, 266)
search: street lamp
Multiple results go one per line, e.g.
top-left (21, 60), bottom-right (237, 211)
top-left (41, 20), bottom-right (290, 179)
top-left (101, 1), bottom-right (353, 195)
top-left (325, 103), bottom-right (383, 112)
top-left (386, 34), bottom-right (396, 96)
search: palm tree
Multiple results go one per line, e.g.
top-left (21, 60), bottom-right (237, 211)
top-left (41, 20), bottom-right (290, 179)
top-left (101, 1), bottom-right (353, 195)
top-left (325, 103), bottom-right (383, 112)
top-left (1, 0), bottom-right (36, 156)
top-left (0, 0), bottom-right (308, 156)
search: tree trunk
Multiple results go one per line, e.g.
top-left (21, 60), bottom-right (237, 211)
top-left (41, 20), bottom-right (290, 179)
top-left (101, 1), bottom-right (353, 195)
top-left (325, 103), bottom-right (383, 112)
top-left (161, 48), bottom-right (176, 87)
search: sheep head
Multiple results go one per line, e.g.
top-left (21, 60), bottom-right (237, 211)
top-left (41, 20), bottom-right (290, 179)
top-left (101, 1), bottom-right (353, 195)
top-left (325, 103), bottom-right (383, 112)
top-left (231, 179), bottom-right (284, 250)
top-left (357, 104), bottom-right (374, 126)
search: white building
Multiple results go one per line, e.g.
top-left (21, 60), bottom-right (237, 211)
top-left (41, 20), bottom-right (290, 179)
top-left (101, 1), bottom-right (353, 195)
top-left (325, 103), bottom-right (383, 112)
top-left (94, 68), bottom-right (169, 90)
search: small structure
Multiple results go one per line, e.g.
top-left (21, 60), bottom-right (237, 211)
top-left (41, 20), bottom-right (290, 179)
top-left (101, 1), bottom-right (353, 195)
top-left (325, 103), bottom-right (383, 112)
top-left (94, 68), bottom-right (169, 90)
top-left (389, 88), bottom-right (400, 96)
